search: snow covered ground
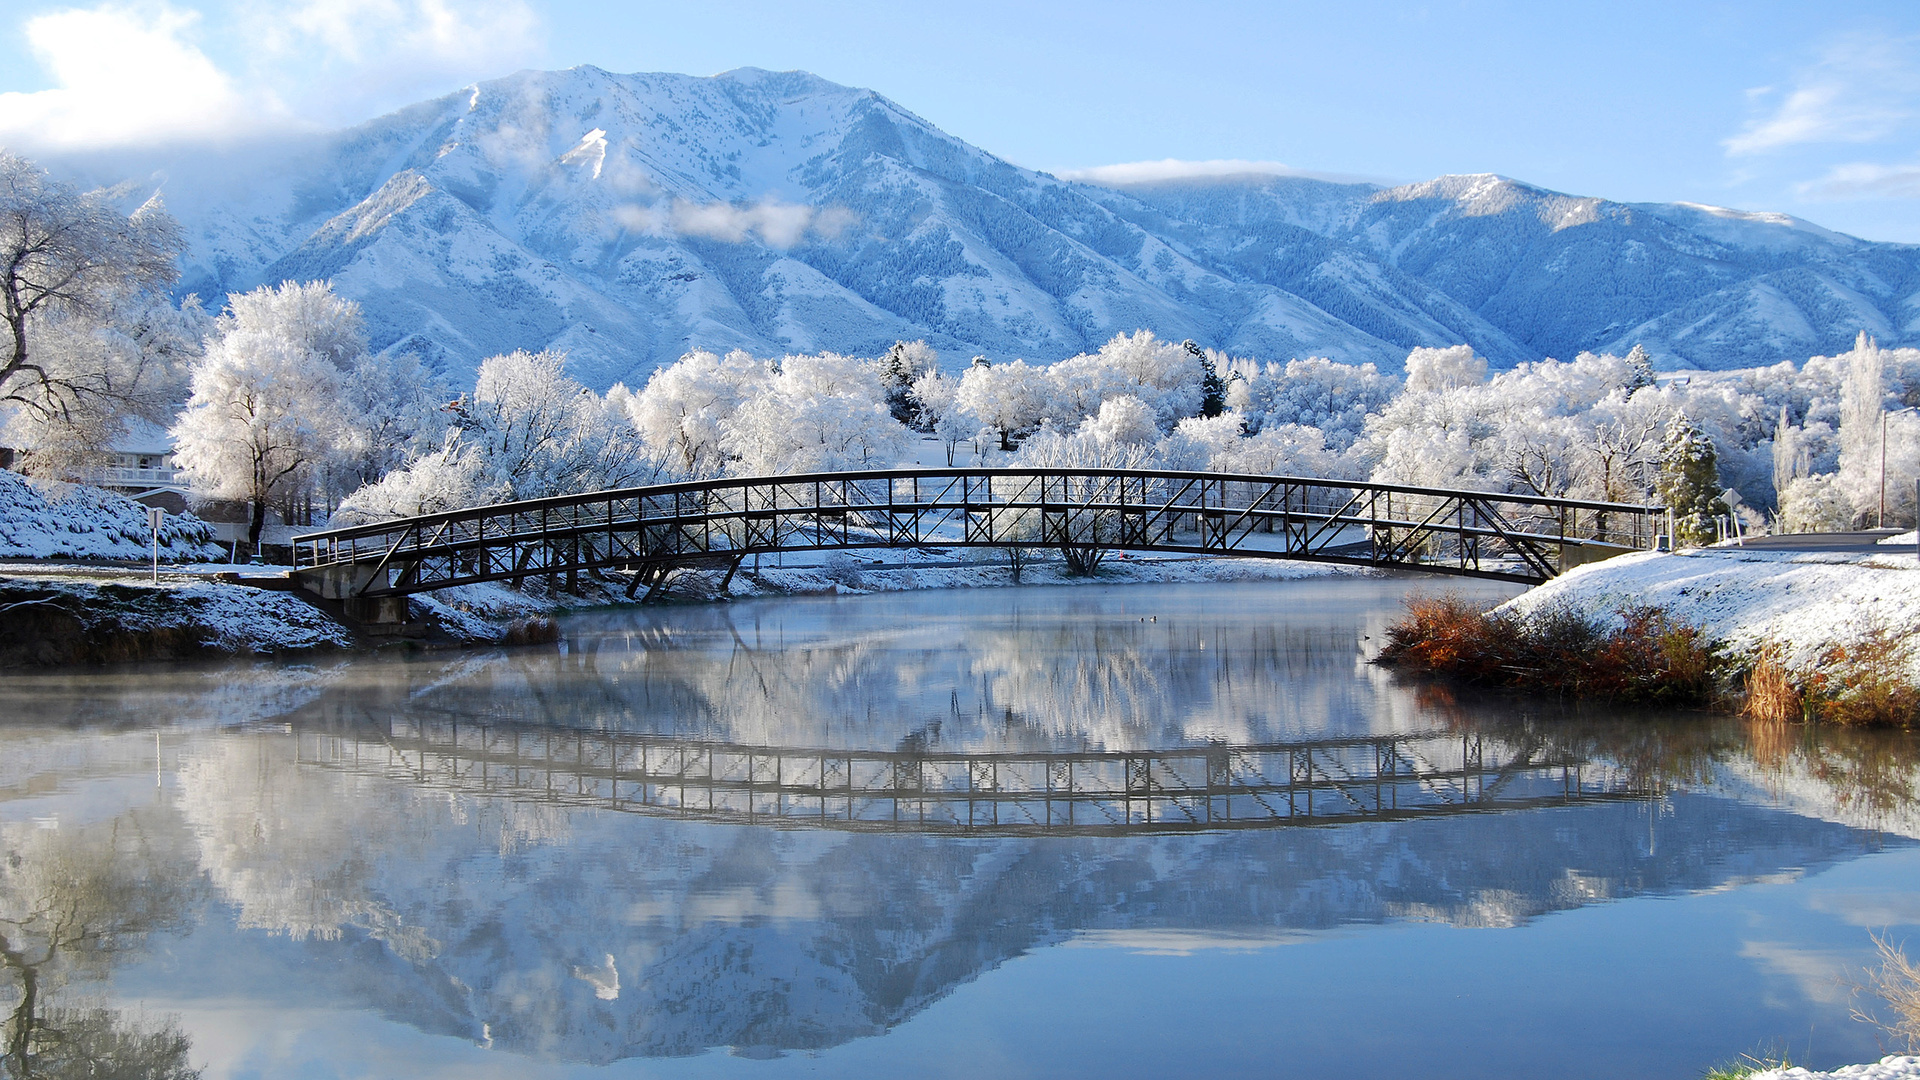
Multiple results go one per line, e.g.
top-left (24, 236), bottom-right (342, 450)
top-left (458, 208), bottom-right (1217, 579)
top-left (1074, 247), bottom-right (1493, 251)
top-left (0, 469), bottom-right (222, 561)
top-left (0, 568), bottom-right (353, 664)
top-left (1500, 545), bottom-right (1920, 676)
top-left (1752, 1057), bottom-right (1920, 1080)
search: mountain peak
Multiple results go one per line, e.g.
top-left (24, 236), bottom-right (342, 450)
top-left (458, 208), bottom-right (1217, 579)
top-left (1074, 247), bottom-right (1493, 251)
top-left (45, 67), bottom-right (1915, 387)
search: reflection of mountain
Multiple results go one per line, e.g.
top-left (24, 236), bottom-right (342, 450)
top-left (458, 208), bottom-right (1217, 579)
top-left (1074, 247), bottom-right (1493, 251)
top-left (164, 731), bottom-right (1900, 1062)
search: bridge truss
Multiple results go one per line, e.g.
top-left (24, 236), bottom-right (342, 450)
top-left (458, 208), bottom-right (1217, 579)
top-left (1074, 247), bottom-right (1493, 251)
top-left (291, 718), bottom-right (1644, 836)
top-left (293, 468), bottom-right (1663, 607)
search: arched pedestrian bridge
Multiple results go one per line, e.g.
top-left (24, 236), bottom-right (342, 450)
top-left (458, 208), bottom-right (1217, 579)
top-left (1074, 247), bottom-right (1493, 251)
top-left (292, 468), bottom-right (1662, 618)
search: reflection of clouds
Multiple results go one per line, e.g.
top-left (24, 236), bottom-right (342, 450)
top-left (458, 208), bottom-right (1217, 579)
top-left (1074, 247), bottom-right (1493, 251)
top-left (1809, 891), bottom-right (1920, 929)
top-left (1740, 940), bottom-right (1858, 1006)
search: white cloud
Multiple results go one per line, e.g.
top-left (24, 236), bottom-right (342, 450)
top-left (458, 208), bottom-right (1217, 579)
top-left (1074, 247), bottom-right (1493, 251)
top-left (0, 4), bottom-right (268, 150)
top-left (617, 198), bottom-right (857, 248)
top-left (1726, 35), bottom-right (1920, 156)
top-left (1797, 161), bottom-right (1920, 200)
top-left (1056, 158), bottom-right (1305, 185)
top-left (0, 0), bottom-right (544, 152)
top-left (248, 0), bottom-right (543, 121)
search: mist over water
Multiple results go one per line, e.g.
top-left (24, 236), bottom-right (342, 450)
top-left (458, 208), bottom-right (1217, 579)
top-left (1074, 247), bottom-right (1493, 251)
top-left (3, 579), bottom-right (1919, 1078)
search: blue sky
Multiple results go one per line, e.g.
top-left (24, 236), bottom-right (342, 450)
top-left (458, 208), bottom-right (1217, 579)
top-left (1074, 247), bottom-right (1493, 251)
top-left (3, 0), bottom-right (1920, 239)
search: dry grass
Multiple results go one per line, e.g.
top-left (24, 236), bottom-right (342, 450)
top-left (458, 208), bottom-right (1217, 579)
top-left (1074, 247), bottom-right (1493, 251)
top-left (1741, 626), bottom-right (1920, 728)
top-left (1375, 595), bottom-right (1719, 705)
top-left (1853, 933), bottom-right (1920, 1051)
top-left (1809, 625), bottom-right (1920, 727)
top-left (1743, 643), bottom-right (1805, 723)
top-left (501, 616), bottom-right (560, 645)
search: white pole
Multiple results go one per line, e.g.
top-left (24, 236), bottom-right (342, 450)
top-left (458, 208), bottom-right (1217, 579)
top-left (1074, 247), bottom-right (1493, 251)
top-left (148, 505), bottom-right (164, 584)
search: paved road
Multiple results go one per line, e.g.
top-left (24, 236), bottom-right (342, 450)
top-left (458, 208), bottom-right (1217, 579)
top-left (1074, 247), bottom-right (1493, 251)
top-left (1727, 530), bottom-right (1915, 555)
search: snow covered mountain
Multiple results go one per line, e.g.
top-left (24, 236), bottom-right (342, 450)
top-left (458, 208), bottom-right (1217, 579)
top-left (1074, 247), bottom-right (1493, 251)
top-left (50, 66), bottom-right (1920, 388)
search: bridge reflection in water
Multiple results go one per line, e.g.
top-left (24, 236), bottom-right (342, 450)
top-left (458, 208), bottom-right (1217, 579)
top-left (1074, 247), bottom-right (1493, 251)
top-left (297, 721), bottom-right (1642, 835)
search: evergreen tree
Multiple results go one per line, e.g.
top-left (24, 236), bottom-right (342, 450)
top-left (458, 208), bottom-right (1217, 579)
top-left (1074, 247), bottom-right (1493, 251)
top-left (1623, 344), bottom-right (1657, 392)
top-left (1186, 340), bottom-right (1227, 418)
top-left (879, 343), bottom-right (918, 426)
top-left (1655, 412), bottom-right (1726, 545)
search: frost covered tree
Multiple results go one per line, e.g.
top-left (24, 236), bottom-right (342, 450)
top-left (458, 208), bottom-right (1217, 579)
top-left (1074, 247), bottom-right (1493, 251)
top-left (1623, 344), bottom-right (1657, 392)
top-left (334, 350), bottom-right (664, 525)
top-left (1, 153), bottom-right (190, 465)
top-left (330, 436), bottom-right (492, 524)
top-left (1835, 332), bottom-right (1886, 522)
top-left (910, 369), bottom-right (972, 465)
top-left (7, 292), bottom-right (208, 477)
top-left (172, 282), bottom-right (371, 546)
top-left (172, 281), bottom-right (446, 542)
top-left (460, 349), bottom-right (659, 499)
top-left (1402, 345), bottom-right (1488, 395)
top-left (1013, 422), bottom-right (1159, 574)
top-left (956, 360), bottom-right (1050, 451)
top-left (627, 349), bottom-right (767, 477)
top-left (1655, 413), bottom-right (1726, 545)
top-left (1077, 395), bottom-right (1160, 448)
top-left (1185, 340), bottom-right (1227, 418)
top-left (723, 354), bottom-right (910, 475)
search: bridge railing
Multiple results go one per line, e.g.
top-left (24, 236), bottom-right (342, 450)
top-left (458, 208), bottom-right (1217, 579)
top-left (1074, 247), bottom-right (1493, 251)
top-left (293, 468), bottom-right (1663, 596)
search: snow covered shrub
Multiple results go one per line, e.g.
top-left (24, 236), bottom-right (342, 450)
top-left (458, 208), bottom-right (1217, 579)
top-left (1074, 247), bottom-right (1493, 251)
top-left (0, 470), bottom-right (220, 560)
top-left (1776, 474), bottom-right (1855, 533)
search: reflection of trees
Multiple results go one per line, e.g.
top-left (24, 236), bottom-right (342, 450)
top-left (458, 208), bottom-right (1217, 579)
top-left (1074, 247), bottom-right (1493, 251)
top-left (0, 813), bottom-right (200, 1079)
top-left (1402, 679), bottom-right (1920, 833)
top-left (351, 587), bottom-right (1413, 755)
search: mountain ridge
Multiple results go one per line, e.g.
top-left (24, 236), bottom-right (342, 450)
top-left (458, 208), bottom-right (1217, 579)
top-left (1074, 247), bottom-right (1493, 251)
top-left (35, 65), bottom-right (1920, 388)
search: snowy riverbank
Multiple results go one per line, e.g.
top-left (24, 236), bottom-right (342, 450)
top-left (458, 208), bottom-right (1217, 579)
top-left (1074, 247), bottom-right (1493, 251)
top-left (1499, 545), bottom-right (1920, 678)
top-left (1750, 1057), bottom-right (1920, 1080)
top-left (0, 571), bottom-right (353, 666)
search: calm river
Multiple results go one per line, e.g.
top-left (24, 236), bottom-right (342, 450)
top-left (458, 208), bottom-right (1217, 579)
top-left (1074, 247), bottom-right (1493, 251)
top-left (3, 577), bottom-right (1918, 1079)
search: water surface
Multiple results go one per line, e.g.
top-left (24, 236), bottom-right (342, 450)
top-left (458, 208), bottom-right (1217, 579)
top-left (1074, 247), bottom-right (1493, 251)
top-left (3, 578), bottom-right (1918, 1079)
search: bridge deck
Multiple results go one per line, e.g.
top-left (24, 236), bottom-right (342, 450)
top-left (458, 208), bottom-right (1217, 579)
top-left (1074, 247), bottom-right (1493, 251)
top-left (293, 468), bottom-right (1663, 604)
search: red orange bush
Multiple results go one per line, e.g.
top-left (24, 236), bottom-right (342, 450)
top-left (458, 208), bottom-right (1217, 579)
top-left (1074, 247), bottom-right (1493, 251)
top-left (1375, 595), bottom-right (1718, 705)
